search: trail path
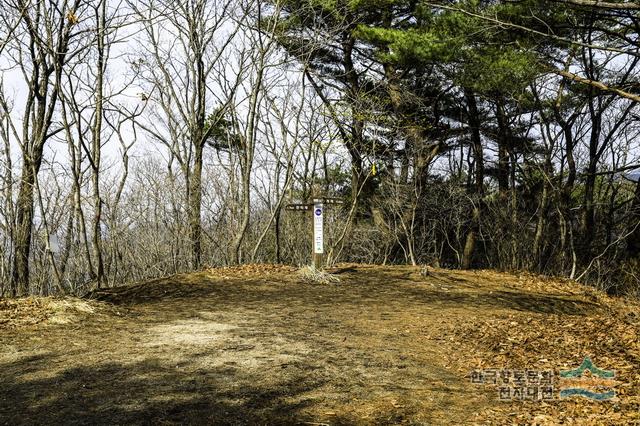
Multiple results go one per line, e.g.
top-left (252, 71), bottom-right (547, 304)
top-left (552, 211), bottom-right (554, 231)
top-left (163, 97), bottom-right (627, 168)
top-left (1, 265), bottom-right (638, 425)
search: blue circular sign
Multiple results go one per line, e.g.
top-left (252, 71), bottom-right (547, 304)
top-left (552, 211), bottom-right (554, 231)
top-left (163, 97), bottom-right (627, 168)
top-left (315, 208), bottom-right (322, 216)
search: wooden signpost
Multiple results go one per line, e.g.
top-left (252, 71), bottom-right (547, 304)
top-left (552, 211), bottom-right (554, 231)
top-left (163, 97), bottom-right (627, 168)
top-left (286, 195), bottom-right (344, 269)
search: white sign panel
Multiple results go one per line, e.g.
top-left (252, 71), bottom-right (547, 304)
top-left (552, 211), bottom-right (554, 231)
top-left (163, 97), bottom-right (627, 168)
top-left (49, 234), bottom-right (60, 254)
top-left (313, 203), bottom-right (324, 254)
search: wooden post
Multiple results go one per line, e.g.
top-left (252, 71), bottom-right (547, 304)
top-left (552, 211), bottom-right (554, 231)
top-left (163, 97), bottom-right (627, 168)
top-left (312, 200), bottom-right (324, 269)
top-left (286, 194), bottom-right (343, 271)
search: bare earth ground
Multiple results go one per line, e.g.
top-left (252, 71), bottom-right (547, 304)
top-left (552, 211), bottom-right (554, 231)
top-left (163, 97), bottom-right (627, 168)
top-left (0, 265), bottom-right (639, 425)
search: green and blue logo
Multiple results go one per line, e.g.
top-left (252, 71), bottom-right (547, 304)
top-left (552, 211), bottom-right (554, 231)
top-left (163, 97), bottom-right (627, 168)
top-left (559, 357), bottom-right (617, 401)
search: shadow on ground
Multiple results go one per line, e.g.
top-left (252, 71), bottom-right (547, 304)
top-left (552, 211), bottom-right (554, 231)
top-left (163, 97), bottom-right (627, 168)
top-left (0, 353), bottom-right (343, 425)
top-left (91, 269), bottom-right (601, 317)
top-left (1, 266), bottom-right (610, 425)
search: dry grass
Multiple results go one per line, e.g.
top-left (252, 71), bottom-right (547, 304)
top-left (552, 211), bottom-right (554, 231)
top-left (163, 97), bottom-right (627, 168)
top-left (0, 297), bottom-right (107, 328)
top-left (297, 265), bottom-right (341, 284)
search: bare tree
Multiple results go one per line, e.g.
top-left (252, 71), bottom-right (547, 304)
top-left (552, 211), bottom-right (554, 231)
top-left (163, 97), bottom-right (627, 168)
top-left (0, 0), bottom-right (85, 295)
top-left (131, 0), bottom-right (240, 270)
top-left (228, 0), bottom-right (284, 264)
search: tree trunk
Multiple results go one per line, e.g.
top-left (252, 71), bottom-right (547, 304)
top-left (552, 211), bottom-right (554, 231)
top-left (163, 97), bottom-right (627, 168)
top-left (189, 143), bottom-right (203, 269)
top-left (275, 207), bottom-right (281, 264)
top-left (8, 1), bottom-right (78, 295)
top-left (581, 160), bottom-right (598, 257)
top-left (533, 176), bottom-right (550, 270)
top-left (462, 206), bottom-right (479, 270)
top-left (189, 17), bottom-right (208, 271)
top-left (556, 114), bottom-right (577, 269)
top-left (91, 0), bottom-right (106, 287)
top-left (495, 101), bottom-right (510, 196)
top-left (11, 161), bottom-right (37, 296)
top-left (461, 89), bottom-right (484, 270)
top-left (342, 32), bottom-right (368, 215)
top-left (231, 167), bottom-right (251, 264)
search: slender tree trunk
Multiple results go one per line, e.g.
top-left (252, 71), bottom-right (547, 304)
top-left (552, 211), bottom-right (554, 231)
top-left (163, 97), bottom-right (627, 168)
top-left (495, 101), bottom-right (510, 196)
top-left (462, 208), bottom-right (478, 269)
top-left (581, 109), bottom-right (600, 257)
top-left (509, 152), bottom-right (518, 270)
top-left (11, 159), bottom-right (37, 296)
top-left (91, 0), bottom-right (107, 287)
top-left (275, 208), bottom-right (281, 263)
top-left (232, 167), bottom-right (251, 264)
top-left (461, 89), bottom-right (484, 269)
top-left (189, 144), bottom-right (203, 269)
top-left (188, 16), bottom-right (207, 271)
top-left (533, 182), bottom-right (549, 267)
top-left (342, 32), bottom-right (367, 212)
top-left (8, 0), bottom-right (79, 295)
top-left (557, 116), bottom-right (577, 269)
top-left (0, 127), bottom-right (14, 289)
top-left (231, 3), bottom-right (275, 264)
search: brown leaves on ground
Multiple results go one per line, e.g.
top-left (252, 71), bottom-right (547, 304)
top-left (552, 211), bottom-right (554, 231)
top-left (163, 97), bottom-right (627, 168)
top-left (437, 269), bottom-right (640, 425)
top-left (0, 297), bottom-right (108, 328)
top-left (1, 265), bottom-right (639, 425)
top-left (206, 263), bottom-right (297, 278)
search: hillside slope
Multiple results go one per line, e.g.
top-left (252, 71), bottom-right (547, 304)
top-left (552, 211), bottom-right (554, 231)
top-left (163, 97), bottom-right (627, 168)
top-left (0, 265), bottom-right (638, 425)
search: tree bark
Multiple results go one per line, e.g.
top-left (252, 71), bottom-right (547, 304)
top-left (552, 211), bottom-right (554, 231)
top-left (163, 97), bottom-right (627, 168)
top-left (9, 0), bottom-right (79, 295)
top-left (189, 143), bottom-right (204, 269)
top-left (91, 0), bottom-right (107, 287)
top-left (495, 101), bottom-right (510, 196)
top-left (11, 159), bottom-right (39, 296)
top-left (461, 89), bottom-right (484, 269)
top-left (342, 32), bottom-right (368, 212)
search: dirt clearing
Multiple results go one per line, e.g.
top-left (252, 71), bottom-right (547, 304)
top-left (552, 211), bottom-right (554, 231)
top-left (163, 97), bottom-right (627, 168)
top-left (1, 265), bottom-right (638, 425)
